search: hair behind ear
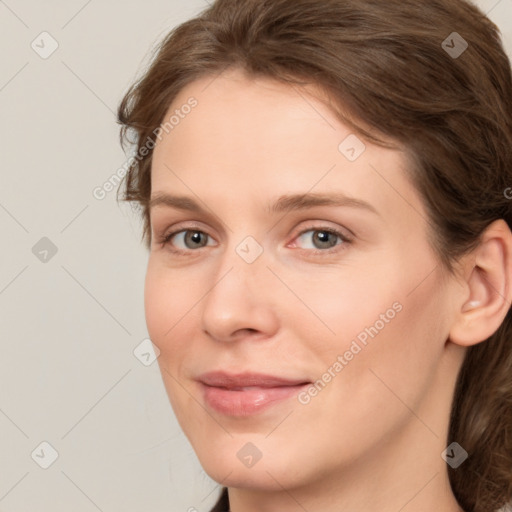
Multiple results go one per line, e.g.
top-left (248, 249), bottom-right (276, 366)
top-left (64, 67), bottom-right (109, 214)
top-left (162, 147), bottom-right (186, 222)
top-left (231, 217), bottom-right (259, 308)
top-left (448, 309), bottom-right (512, 511)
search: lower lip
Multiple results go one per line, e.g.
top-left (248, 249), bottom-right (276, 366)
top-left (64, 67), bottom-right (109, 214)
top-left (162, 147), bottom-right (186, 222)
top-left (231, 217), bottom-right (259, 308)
top-left (200, 383), bottom-right (309, 416)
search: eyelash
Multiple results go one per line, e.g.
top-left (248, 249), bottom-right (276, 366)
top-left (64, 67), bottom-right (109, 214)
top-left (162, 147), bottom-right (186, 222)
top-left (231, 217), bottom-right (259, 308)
top-left (156, 224), bottom-right (352, 256)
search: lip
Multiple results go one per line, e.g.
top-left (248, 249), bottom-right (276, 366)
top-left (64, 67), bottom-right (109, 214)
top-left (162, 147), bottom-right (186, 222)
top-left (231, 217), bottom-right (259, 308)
top-left (198, 371), bottom-right (311, 416)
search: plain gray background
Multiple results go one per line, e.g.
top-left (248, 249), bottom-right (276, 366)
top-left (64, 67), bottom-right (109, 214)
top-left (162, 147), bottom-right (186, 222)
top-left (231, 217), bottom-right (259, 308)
top-left (1, 1), bottom-right (511, 511)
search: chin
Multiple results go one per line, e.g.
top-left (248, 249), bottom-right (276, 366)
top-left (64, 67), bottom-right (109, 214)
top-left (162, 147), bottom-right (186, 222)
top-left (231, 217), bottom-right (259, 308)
top-left (191, 436), bottom-right (309, 491)
top-left (202, 461), bottom-right (299, 491)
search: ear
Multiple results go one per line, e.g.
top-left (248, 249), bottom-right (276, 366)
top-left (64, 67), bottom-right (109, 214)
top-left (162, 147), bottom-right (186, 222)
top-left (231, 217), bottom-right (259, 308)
top-left (449, 219), bottom-right (512, 347)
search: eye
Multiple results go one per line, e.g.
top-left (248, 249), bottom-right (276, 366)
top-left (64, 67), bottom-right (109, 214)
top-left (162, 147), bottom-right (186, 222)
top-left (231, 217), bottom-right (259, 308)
top-left (291, 227), bottom-right (351, 253)
top-left (158, 228), bottom-right (216, 253)
top-left (156, 224), bottom-right (352, 256)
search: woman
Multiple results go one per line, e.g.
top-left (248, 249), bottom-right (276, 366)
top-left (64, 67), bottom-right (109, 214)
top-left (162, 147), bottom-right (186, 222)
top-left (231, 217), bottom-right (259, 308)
top-left (117, 0), bottom-right (512, 510)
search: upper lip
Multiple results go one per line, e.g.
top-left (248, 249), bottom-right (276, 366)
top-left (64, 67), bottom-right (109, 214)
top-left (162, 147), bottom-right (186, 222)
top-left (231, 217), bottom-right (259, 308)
top-left (198, 371), bottom-right (311, 389)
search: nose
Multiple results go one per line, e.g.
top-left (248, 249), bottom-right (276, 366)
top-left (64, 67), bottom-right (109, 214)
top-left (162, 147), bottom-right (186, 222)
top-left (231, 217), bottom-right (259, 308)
top-left (200, 247), bottom-right (279, 343)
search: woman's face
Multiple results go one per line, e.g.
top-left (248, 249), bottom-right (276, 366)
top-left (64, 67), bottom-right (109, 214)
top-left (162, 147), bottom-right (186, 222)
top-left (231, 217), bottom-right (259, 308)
top-left (145, 68), bottom-right (465, 493)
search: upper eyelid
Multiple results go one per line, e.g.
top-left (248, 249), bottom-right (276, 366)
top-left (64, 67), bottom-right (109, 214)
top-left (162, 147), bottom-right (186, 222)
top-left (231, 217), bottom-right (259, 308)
top-left (157, 220), bottom-right (212, 238)
top-left (151, 207), bottom-right (359, 234)
top-left (160, 220), bottom-right (350, 237)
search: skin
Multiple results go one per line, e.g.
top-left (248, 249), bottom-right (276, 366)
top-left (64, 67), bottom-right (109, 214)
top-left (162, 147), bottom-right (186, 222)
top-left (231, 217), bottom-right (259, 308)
top-left (145, 67), bottom-right (512, 512)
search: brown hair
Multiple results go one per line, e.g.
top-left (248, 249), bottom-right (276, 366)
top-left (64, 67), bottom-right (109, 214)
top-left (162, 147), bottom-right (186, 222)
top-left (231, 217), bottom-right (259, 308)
top-left (117, 1), bottom-right (512, 510)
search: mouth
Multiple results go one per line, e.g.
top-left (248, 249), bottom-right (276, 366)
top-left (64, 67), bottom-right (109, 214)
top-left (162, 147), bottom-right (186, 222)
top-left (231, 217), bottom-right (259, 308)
top-left (197, 371), bottom-right (311, 416)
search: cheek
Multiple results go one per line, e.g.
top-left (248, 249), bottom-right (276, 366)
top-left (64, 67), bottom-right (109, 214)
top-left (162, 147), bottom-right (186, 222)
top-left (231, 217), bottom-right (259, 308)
top-left (286, 265), bottom-right (404, 359)
top-left (284, 276), bottom-right (447, 470)
top-left (144, 262), bottom-right (202, 422)
top-left (296, 253), bottom-right (447, 403)
top-left (340, 278), bottom-right (445, 415)
top-left (144, 265), bottom-right (169, 344)
top-left (144, 260), bottom-right (195, 354)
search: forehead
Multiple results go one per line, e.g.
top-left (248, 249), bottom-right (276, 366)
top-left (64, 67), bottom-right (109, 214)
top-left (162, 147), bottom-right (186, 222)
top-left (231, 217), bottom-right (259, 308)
top-left (158, 68), bottom-right (343, 158)
top-left (150, 68), bottom-right (423, 224)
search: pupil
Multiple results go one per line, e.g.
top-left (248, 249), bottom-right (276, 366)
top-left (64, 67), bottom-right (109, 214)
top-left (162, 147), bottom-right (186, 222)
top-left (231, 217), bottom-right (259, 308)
top-left (315, 231), bottom-right (334, 248)
top-left (188, 231), bottom-right (203, 247)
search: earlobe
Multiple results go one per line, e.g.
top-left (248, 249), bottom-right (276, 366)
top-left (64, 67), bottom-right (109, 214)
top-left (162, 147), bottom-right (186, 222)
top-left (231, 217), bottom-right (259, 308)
top-left (449, 219), bottom-right (512, 347)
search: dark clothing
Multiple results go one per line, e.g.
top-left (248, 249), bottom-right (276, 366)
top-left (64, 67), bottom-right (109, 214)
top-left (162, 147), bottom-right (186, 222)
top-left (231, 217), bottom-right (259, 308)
top-left (210, 487), bottom-right (229, 512)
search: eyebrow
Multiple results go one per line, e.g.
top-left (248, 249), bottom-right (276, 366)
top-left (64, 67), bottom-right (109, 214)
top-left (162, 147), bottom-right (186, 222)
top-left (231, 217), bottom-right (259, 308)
top-left (149, 191), bottom-right (379, 216)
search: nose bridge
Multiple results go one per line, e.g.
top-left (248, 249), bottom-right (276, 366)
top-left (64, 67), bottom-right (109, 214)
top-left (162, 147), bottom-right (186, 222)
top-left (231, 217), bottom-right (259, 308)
top-left (200, 234), bottom-right (279, 342)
